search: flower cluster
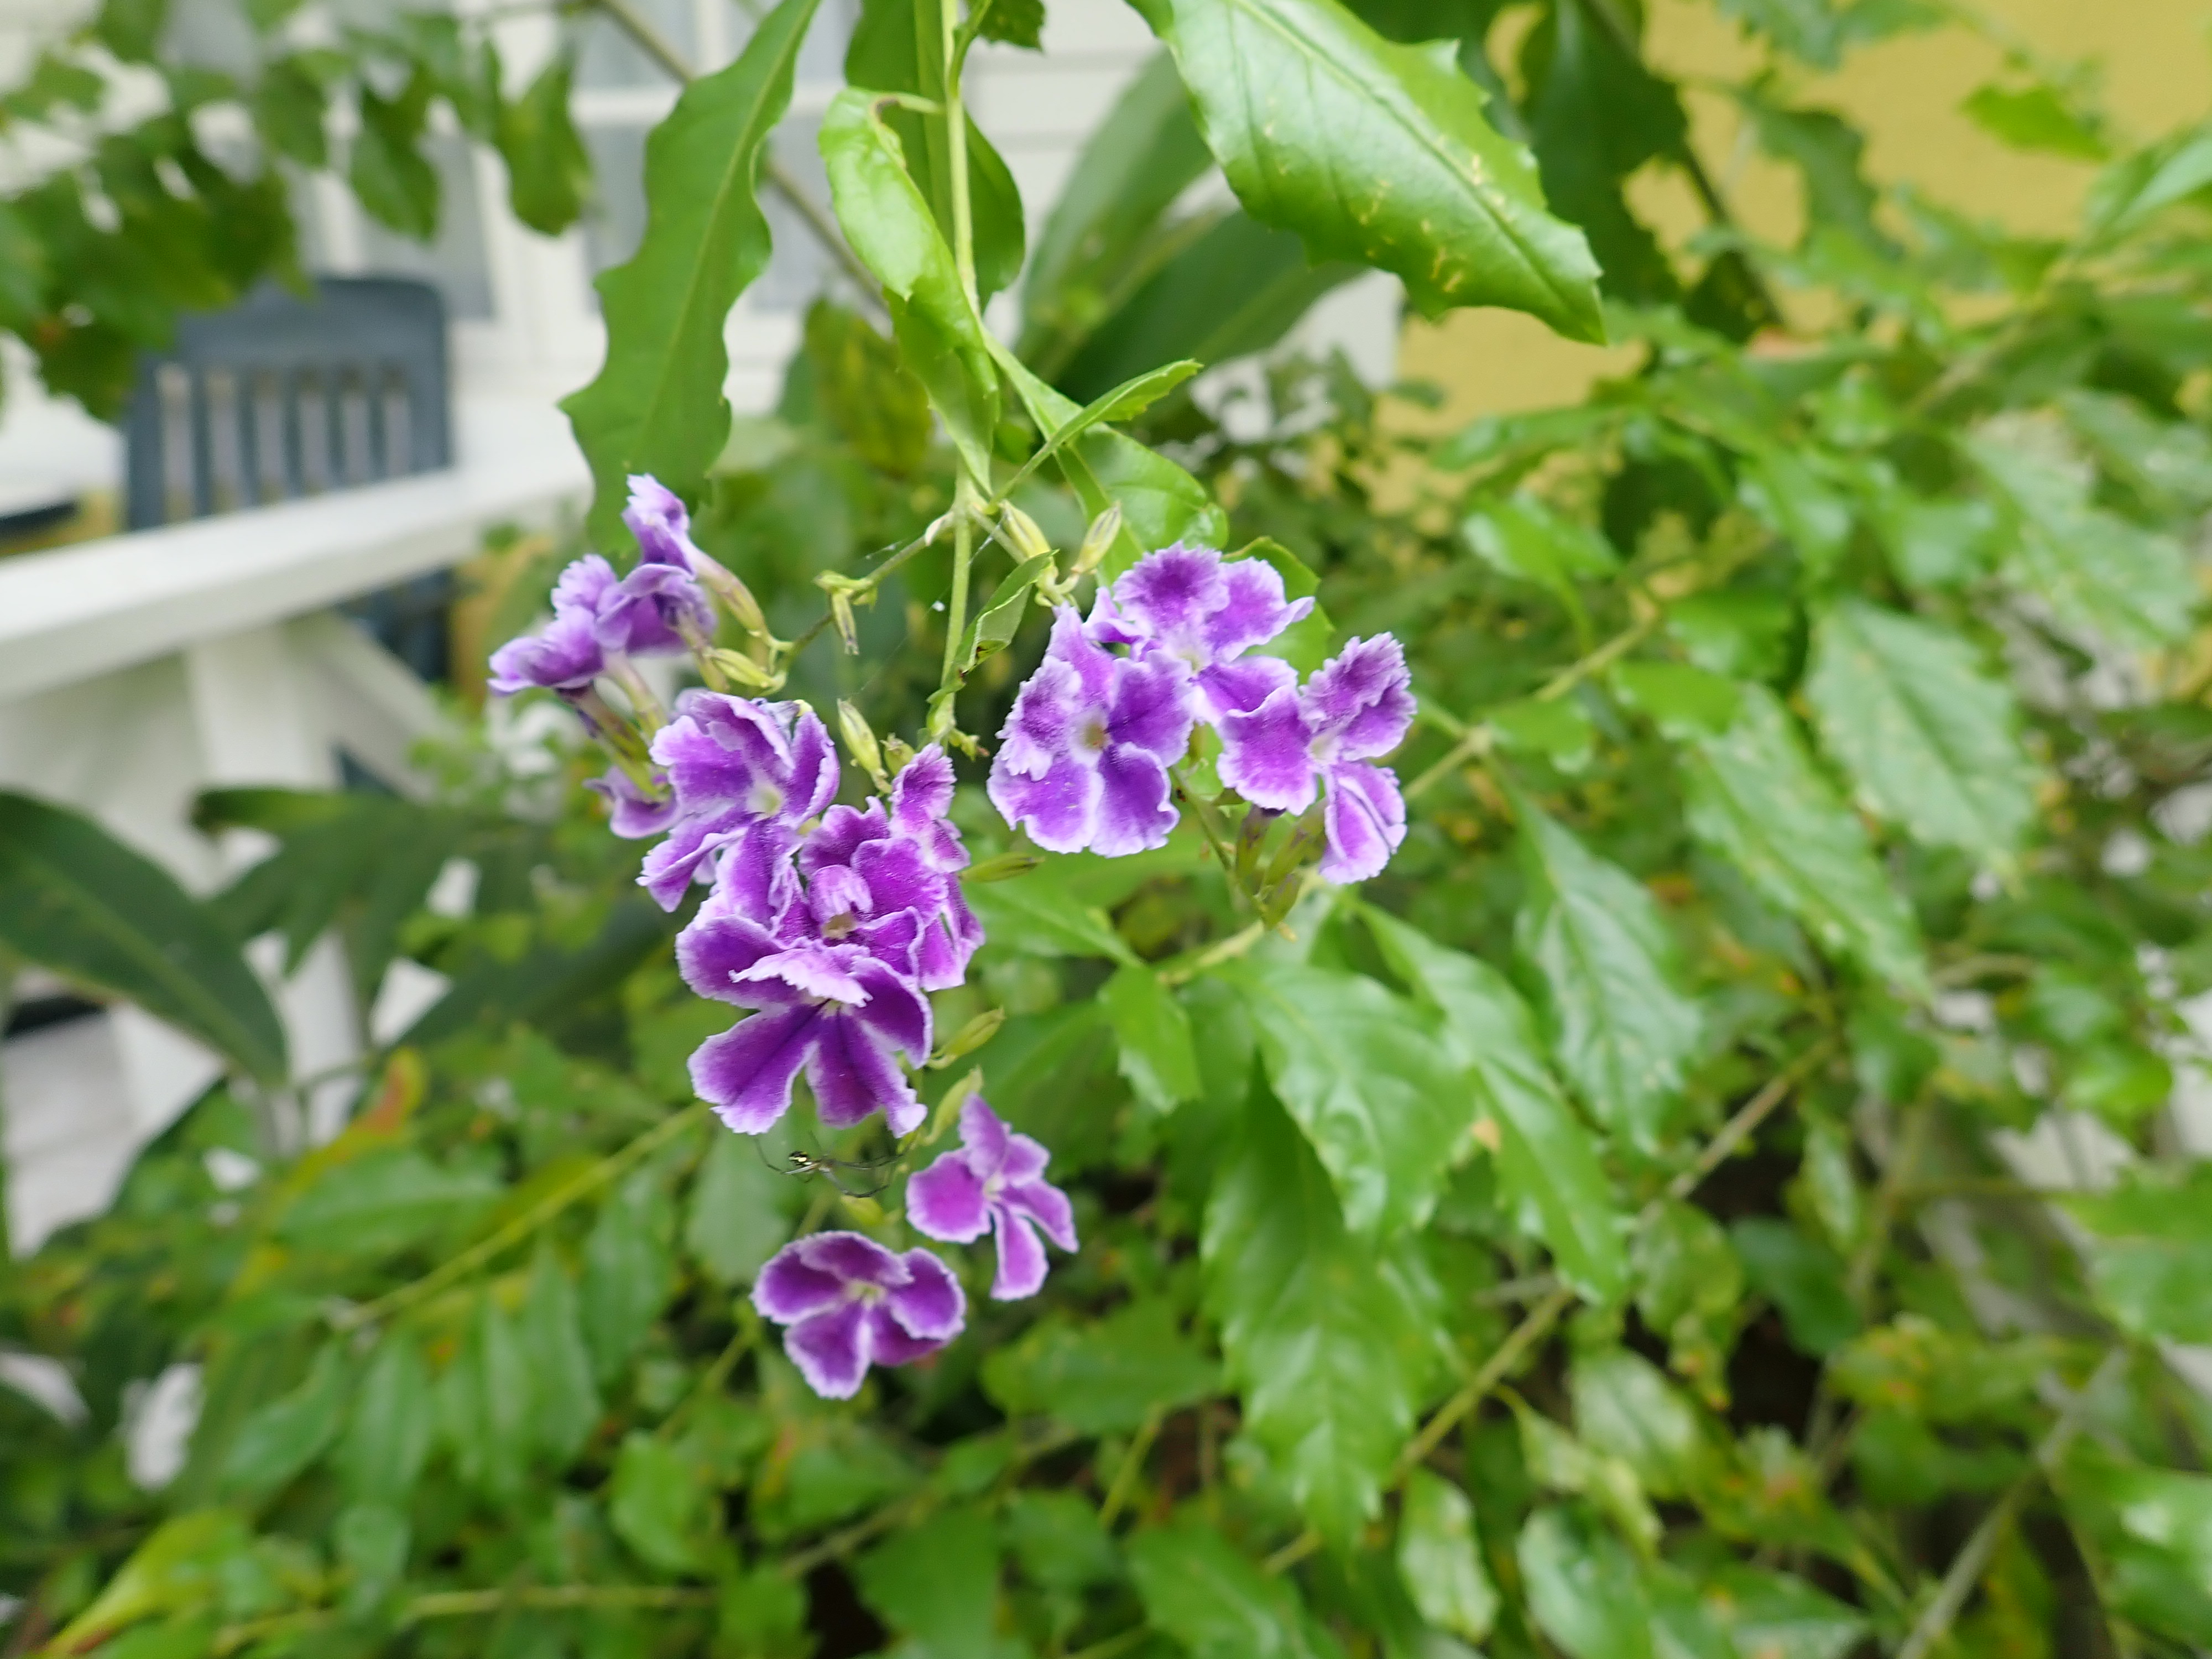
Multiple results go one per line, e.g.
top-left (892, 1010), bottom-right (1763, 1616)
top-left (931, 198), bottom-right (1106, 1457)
top-left (990, 542), bottom-right (1414, 882)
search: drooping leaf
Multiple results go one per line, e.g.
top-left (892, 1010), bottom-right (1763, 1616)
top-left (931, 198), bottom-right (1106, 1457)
top-left (220, 1343), bottom-right (347, 1496)
top-left (1100, 963), bottom-right (1203, 1113)
top-left (338, 1335), bottom-right (435, 1507)
top-left (1396, 1469), bottom-right (1499, 1642)
top-left (1202, 1088), bottom-right (1445, 1542)
top-left (560, 0), bottom-right (823, 549)
top-left (1364, 908), bottom-right (1625, 1301)
top-left (1513, 796), bottom-right (1702, 1151)
top-left (1130, 0), bottom-right (1604, 336)
top-left (1220, 956), bottom-right (1470, 1237)
top-left (1129, 1518), bottom-right (1345, 1658)
top-left (1517, 1504), bottom-right (1653, 1659)
top-left (980, 1300), bottom-right (1218, 1434)
top-left (1803, 598), bottom-right (2037, 860)
top-left (0, 790), bottom-right (288, 1084)
top-left (1676, 683), bottom-right (1928, 995)
top-left (498, 50), bottom-right (592, 235)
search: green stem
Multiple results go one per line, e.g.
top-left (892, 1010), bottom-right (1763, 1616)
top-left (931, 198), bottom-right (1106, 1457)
top-left (940, 0), bottom-right (979, 310)
top-left (1098, 1407), bottom-right (1165, 1529)
top-left (940, 481), bottom-right (979, 687)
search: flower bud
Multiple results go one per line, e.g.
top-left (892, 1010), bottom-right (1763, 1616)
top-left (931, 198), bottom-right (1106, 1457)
top-left (1071, 503), bottom-right (1123, 580)
top-left (998, 502), bottom-right (1054, 564)
top-left (929, 1008), bottom-right (1005, 1070)
top-left (883, 734), bottom-right (918, 774)
top-left (690, 550), bottom-right (770, 642)
top-left (707, 649), bottom-right (782, 691)
top-left (837, 699), bottom-right (891, 794)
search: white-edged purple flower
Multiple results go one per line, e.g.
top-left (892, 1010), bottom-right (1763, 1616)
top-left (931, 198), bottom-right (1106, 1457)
top-left (623, 474), bottom-right (702, 572)
top-left (1086, 543), bottom-right (1312, 722)
top-left (989, 609), bottom-right (1195, 857)
top-left (677, 891), bottom-right (931, 1136)
top-left (487, 597), bottom-right (605, 695)
top-left (752, 1232), bottom-right (966, 1399)
top-left (485, 536), bottom-right (709, 697)
top-left (586, 765), bottom-right (678, 839)
top-left (907, 1095), bottom-right (1077, 1300)
top-left (801, 745), bottom-right (982, 991)
top-left (641, 695), bottom-right (839, 912)
top-left (1218, 635), bottom-right (1416, 884)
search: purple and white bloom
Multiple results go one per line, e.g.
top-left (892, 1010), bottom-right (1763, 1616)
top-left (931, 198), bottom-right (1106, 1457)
top-left (753, 1232), bottom-right (966, 1399)
top-left (678, 892), bottom-right (931, 1136)
top-left (488, 604), bottom-right (605, 696)
top-left (989, 610), bottom-right (1195, 857)
top-left (907, 1096), bottom-right (1077, 1300)
top-left (586, 765), bottom-right (678, 839)
top-left (1086, 544), bottom-right (1312, 722)
top-left (801, 745), bottom-right (982, 992)
top-left (641, 695), bottom-right (839, 912)
top-left (623, 474), bottom-right (702, 572)
top-left (1218, 634), bottom-right (1416, 884)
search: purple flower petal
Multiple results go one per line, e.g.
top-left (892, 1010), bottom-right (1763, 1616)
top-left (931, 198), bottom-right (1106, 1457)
top-left (989, 745), bottom-right (1102, 854)
top-left (624, 474), bottom-right (700, 571)
top-left (890, 745), bottom-right (956, 835)
top-left (884, 1247), bottom-right (966, 1340)
top-left (862, 1302), bottom-right (946, 1368)
top-left (807, 1010), bottom-right (924, 1135)
top-left (595, 561), bottom-right (712, 656)
top-left (488, 608), bottom-right (604, 695)
top-left (957, 1095), bottom-right (1010, 1177)
top-left (1205, 558), bottom-right (1313, 661)
top-left (1109, 653), bottom-right (1198, 765)
top-left (676, 905), bottom-right (791, 1005)
top-left (586, 767), bottom-right (679, 838)
top-left (753, 1239), bottom-right (855, 1323)
top-left (989, 1208), bottom-right (1050, 1300)
top-left (1109, 544), bottom-right (1226, 649)
top-left (1196, 656), bottom-right (1297, 722)
top-left (1218, 685), bottom-right (1319, 814)
top-left (1302, 635), bottom-right (1415, 761)
top-left (738, 940), bottom-right (870, 1005)
top-left (690, 1006), bottom-right (818, 1133)
top-left (785, 1300), bottom-right (872, 1399)
top-left (1091, 743), bottom-right (1179, 857)
top-left (552, 554), bottom-right (620, 617)
top-left (1320, 760), bottom-right (1406, 884)
top-left (791, 1230), bottom-right (907, 1288)
top-left (907, 1155), bottom-right (991, 1242)
top-left (1002, 1178), bottom-right (1078, 1253)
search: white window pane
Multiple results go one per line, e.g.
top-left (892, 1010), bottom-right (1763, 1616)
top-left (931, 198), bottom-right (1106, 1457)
top-left (578, 0), bottom-right (698, 87)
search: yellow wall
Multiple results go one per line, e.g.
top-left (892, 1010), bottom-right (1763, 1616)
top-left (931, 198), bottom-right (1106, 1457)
top-left (1402, 0), bottom-right (2212, 423)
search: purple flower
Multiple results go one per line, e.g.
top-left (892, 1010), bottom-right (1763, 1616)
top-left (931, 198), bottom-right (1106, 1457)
top-left (1218, 635), bottom-right (1415, 883)
top-left (753, 1232), bottom-right (966, 1399)
top-left (586, 765), bottom-right (678, 839)
top-left (487, 598), bottom-right (605, 696)
top-left (1086, 543), bottom-right (1312, 722)
top-left (623, 474), bottom-right (702, 572)
top-left (677, 891), bottom-right (931, 1136)
top-left (801, 746), bottom-right (982, 992)
top-left (989, 609), bottom-right (1196, 857)
top-left (907, 1096), bottom-right (1077, 1300)
top-left (641, 695), bottom-right (839, 912)
top-left (484, 540), bottom-right (708, 697)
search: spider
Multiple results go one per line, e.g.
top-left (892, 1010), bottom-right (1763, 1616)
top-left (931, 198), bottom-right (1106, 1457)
top-left (754, 1139), bottom-right (900, 1199)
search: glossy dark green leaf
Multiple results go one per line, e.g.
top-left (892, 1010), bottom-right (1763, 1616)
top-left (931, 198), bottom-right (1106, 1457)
top-left (1100, 963), bottom-right (1202, 1113)
top-left (523, 1244), bottom-right (601, 1465)
top-left (1677, 684), bottom-right (1928, 995)
top-left (277, 1148), bottom-right (500, 1257)
top-left (582, 1172), bottom-right (674, 1385)
top-left (2066, 1164), bottom-right (2212, 1343)
top-left (2062, 1453), bottom-right (2212, 1645)
top-left (498, 50), bottom-right (592, 235)
top-left (0, 790), bottom-right (288, 1084)
top-left (609, 1431), bottom-right (707, 1574)
top-left (1803, 598), bottom-right (2037, 860)
top-left (1729, 1219), bottom-right (1859, 1357)
top-left (1222, 956), bottom-right (1469, 1237)
top-left (1202, 1088), bottom-right (1444, 1542)
top-left (561, 0), bottom-right (822, 548)
top-left (338, 1335), bottom-right (435, 1507)
top-left (1518, 1504), bottom-right (1653, 1659)
top-left (1397, 1469), bottom-right (1498, 1642)
top-left (1131, 0), bottom-right (1603, 335)
top-left (1365, 908), bottom-right (1625, 1301)
top-left (1129, 1518), bottom-right (1344, 1658)
top-left (979, 1300), bottom-right (1218, 1433)
top-left (220, 1342), bottom-right (346, 1496)
top-left (854, 1504), bottom-right (1001, 1656)
top-left (1514, 796), bottom-right (1702, 1151)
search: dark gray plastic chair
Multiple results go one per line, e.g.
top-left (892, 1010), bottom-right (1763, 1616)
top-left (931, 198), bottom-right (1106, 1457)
top-left (123, 275), bottom-right (451, 530)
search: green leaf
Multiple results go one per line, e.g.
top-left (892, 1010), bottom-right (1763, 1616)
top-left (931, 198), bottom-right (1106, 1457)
top-left (979, 1299), bottom-right (1219, 1433)
top-left (1700, 1563), bottom-right (1869, 1659)
top-left (1513, 796), bottom-right (1702, 1151)
top-left (1568, 1348), bottom-right (1708, 1499)
top-left (967, 869), bottom-right (1136, 962)
top-left (1610, 660), bottom-right (1741, 740)
top-left (1974, 436), bottom-right (2198, 650)
top-left (498, 50), bottom-right (592, 235)
top-left (686, 1127), bottom-right (800, 1285)
top-left (1803, 598), bottom-right (2037, 860)
top-left (803, 298), bottom-right (933, 476)
top-left (220, 1342), bottom-right (347, 1496)
top-left (821, 86), bottom-right (1001, 483)
top-left (1202, 1088), bottom-right (1444, 1542)
top-left (523, 1243), bottom-right (602, 1465)
top-left (1129, 1518), bottom-right (1345, 1659)
top-left (1662, 592), bottom-right (1796, 681)
top-left (1001, 358), bottom-right (1201, 495)
top-left (1960, 81), bottom-right (2107, 160)
top-left (50, 1511), bottom-right (251, 1652)
top-left (1728, 1219), bottom-right (1859, 1357)
top-left (350, 75), bottom-right (439, 241)
top-left (338, 1335), bottom-right (435, 1507)
top-left (438, 1288), bottom-right (535, 1501)
top-left (854, 1504), bottom-right (1002, 1656)
top-left (1677, 683), bottom-right (1928, 994)
top-left (1517, 1504), bottom-right (1653, 1659)
top-left (2061, 388), bottom-right (2212, 517)
top-left (333, 1503), bottom-right (409, 1606)
top-left (1220, 956), bottom-right (1470, 1237)
top-left (975, 0), bottom-right (1045, 46)
top-left (1002, 1491), bottom-right (1121, 1590)
top-left (560, 0), bottom-right (822, 549)
top-left (1100, 963), bottom-right (1202, 1113)
top-left (582, 1171), bottom-right (674, 1385)
top-left (957, 552), bottom-right (1055, 671)
top-left (1364, 908), bottom-right (1624, 1302)
top-left (1632, 1201), bottom-right (1742, 1404)
top-left (2088, 123), bottom-right (2212, 235)
top-left (1397, 1469), bottom-right (1499, 1642)
top-left (610, 1431), bottom-right (707, 1574)
top-left (2061, 1454), bottom-right (2212, 1644)
top-left (1717, 0), bottom-right (1844, 66)
top-left (0, 790), bottom-right (288, 1084)
top-left (279, 1147), bottom-right (499, 1256)
top-left (2065, 1164), bottom-right (2212, 1343)
top-left (253, 56), bottom-right (328, 169)
top-left (1130, 0), bottom-right (1603, 336)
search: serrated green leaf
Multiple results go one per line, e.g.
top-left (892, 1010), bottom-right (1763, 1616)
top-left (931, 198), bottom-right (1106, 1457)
top-left (967, 870), bottom-right (1136, 962)
top-left (1364, 907), bottom-right (1625, 1301)
top-left (686, 1126), bottom-right (800, 1285)
top-left (582, 1171), bottom-right (674, 1385)
top-left (1518, 1504), bottom-right (1653, 1659)
top-left (979, 1299), bottom-right (1218, 1433)
top-left (1222, 956), bottom-right (1470, 1237)
top-left (0, 790), bottom-right (288, 1084)
top-left (338, 1335), bottom-right (434, 1508)
top-left (1101, 963), bottom-right (1202, 1112)
top-left (610, 1431), bottom-right (708, 1574)
top-left (1129, 1518), bottom-right (1345, 1658)
top-left (1514, 796), bottom-right (1702, 1151)
top-left (1677, 683), bottom-right (1928, 995)
top-left (821, 85), bottom-right (1000, 483)
top-left (1803, 598), bottom-right (2037, 859)
top-left (561, 0), bottom-right (822, 549)
top-left (220, 1343), bottom-right (347, 1496)
top-left (1729, 1218), bottom-right (1859, 1357)
top-left (278, 1148), bottom-right (500, 1257)
top-left (1397, 1469), bottom-right (1498, 1642)
top-left (1568, 1348), bottom-right (1709, 1499)
top-left (1131, 0), bottom-right (1602, 335)
top-left (854, 1504), bottom-right (1001, 1655)
top-left (523, 1243), bottom-right (601, 1465)
top-left (2066, 1164), bottom-right (2212, 1343)
top-left (1202, 1089), bottom-right (1444, 1542)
